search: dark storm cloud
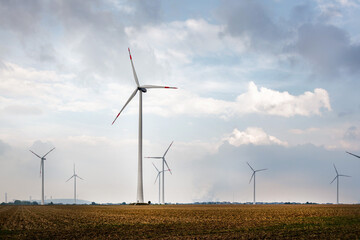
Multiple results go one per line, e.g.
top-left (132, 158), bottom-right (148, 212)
top-left (49, 0), bottom-right (119, 33)
top-left (0, 0), bottom-right (42, 35)
top-left (295, 23), bottom-right (360, 76)
top-left (217, 0), bottom-right (360, 79)
top-left (0, 0), bottom-right (164, 84)
top-left (47, 0), bottom-right (128, 81)
top-left (129, 0), bottom-right (162, 26)
top-left (217, 0), bottom-right (284, 50)
top-left (290, 3), bottom-right (315, 26)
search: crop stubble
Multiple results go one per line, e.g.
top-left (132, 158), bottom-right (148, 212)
top-left (0, 204), bottom-right (360, 239)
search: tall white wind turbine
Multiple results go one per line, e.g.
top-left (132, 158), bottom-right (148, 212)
top-left (247, 162), bottom-right (267, 205)
top-left (330, 164), bottom-right (350, 204)
top-left (112, 49), bottom-right (177, 203)
top-left (152, 163), bottom-right (169, 204)
top-left (66, 164), bottom-right (84, 204)
top-left (29, 147), bottom-right (55, 205)
top-left (146, 141), bottom-right (173, 204)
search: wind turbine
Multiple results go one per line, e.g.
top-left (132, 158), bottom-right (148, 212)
top-left (112, 48), bottom-right (177, 203)
top-left (152, 163), bottom-right (169, 204)
top-left (66, 164), bottom-right (84, 204)
top-left (29, 147), bottom-right (55, 205)
top-left (330, 164), bottom-right (350, 204)
top-left (146, 141), bottom-right (173, 204)
top-left (247, 162), bottom-right (267, 205)
top-left (346, 151), bottom-right (360, 158)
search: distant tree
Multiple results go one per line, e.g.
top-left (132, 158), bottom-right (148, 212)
top-left (14, 200), bottom-right (21, 205)
top-left (32, 201), bottom-right (38, 205)
top-left (148, 201), bottom-right (151, 205)
top-left (91, 202), bottom-right (96, 205)
top-left (121, 202), bottom-right (126, 205)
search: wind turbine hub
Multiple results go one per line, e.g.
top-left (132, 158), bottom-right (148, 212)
top-left (138, 87), bottom-right (147, 93)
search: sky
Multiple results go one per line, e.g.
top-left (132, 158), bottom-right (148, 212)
top-left (1, 0), bottom-right (360, 204)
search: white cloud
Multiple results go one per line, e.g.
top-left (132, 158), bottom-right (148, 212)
top-left (224, 127), bottom-right (288, 147)
top-left (287, 125), bottom-right (360, 151)
top-left (0, 62), bottom-right (126, 115)
top-left (0, 62), bottom-right (331, 119)
top-left (235, 82), bottom-right (331, 117)
top-left (145, 81), bottom-right (331, 118)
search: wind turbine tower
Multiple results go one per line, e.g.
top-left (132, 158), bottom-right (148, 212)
top-left (331, 164), bottom-right (350, 204)
top-left (152, 163), bottom-right (169, 204)
top-left (146, 141), bottom-right (173, 204)
top-left (66, 164), bottom-right (84, 204)
top-left (112, 49), bottom-right (177, 203)
top-left (29, 147), bottom-right (55, 205)
top-left (247, 162), bottom-right (267, 205)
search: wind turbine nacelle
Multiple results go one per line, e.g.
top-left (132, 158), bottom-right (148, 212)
top-left (138, 87), bottom-right (147, 93)
top-left (43, 158), bottom-right (46, 161)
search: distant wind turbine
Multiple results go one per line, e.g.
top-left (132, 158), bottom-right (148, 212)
top-left (346, 151), bottom-right (360, 158)
top-left (146, 141), bottom-right (173, 204)
top-left (331, 164), bottom-right (350, 204)
top-left (29, 147), bottom-right (55, 205)
top-left (112, 49), bottom-right (177, 203)
top-left (152, 163), bottom-right (170, 204)
top-left (247, 162), bottom-right (267, 205)
top-left (66, 164), bottom-right (84, 204)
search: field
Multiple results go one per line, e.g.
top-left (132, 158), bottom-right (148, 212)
top-left (0, 204), bottom-right (360, 239)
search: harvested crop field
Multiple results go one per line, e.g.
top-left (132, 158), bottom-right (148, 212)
top-left (0, 204), bottom-right (360, 239)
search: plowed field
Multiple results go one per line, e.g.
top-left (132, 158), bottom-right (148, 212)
top-left (0, 204), bottom-right (360, 239)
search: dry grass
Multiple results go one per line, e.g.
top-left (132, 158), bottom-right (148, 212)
top-left (0, 204), bottom-right (360, 239)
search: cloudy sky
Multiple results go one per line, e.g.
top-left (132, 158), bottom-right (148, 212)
top-left (1, 0), bottom-right (360, 204)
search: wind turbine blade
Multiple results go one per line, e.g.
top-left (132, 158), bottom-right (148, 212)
top-left (29, 150), bottom-right (41, 159)
top-left (152, 162), bottom-right (160, 172)
top-left (43, 147), bottom-right (55, 158)
top-left (112, 88), bottom-right (138, 125)
top-left (141, 85), bottom-right (177, 89)
top-left (154, 172), bottom-right (160, 184)
top-left (145, 157), bottom-right (162, 159)
top-left (77, 175), bottom-right (84, 180)
top-left (256, 168), bottom-right (268, 172)
top-left (333, 164), bottom-right (338, 175)
top-left (249, 172), bottom-right (255, 184)
top-left (73, 163), bottom-right (75, 175)
top-left (164, 158), bottom-right (172, 175)
top-left (346, 151), bottom-right (360, 158)
top-left (247, 162), bottom-right (255, 172)
top-left (330, 176), bottom-right (337, 184)
top-left (339, 174), bottom-right (351, 177)
top-left (128, 48), bottom-right (140, 87)
top-left (66, 175), bottom-right (74, 182)
top-left (163, 141), bottom-right (174, 157)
